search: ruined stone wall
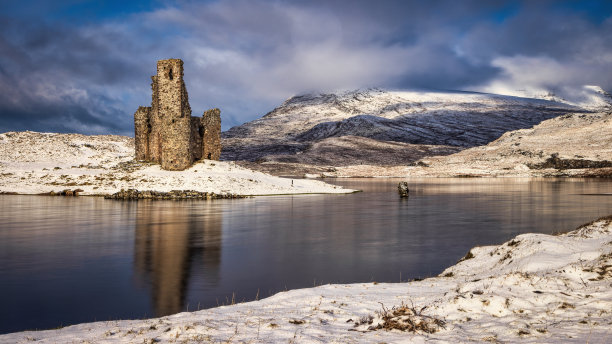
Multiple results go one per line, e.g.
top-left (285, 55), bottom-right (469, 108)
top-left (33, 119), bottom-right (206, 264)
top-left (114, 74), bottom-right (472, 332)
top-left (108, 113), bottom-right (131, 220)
top-left (134, 106), bottom-right (151, 160)
top-left (157, 59), bottom-right (193, 171)
top-left (149, 75), bottom-right (162, 163)
top-left (202, 108), bottom-right (221, 160)
top-left (190, 116), bottom-right (203, 161)
top-left (134, 58), bottom-right (222, 170)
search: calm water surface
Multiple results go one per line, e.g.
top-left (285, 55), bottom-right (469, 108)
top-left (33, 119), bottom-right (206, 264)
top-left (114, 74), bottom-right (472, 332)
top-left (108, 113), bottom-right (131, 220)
top-left (1, 178), bottom-right (612, 334)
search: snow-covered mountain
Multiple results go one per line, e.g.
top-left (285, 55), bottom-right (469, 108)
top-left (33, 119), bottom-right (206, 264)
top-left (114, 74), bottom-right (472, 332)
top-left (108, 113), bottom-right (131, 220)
top-left (222, 88), bottom-right (610, 164)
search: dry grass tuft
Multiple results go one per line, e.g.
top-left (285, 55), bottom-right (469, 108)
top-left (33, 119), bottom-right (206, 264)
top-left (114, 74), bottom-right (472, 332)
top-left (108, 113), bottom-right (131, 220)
top-left (368, 302), bottom-right (445, 334)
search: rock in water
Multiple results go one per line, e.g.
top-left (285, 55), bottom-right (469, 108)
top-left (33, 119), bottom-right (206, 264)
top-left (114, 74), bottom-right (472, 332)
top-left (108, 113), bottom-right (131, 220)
top-left (398, 182), bottom-right (409, 198)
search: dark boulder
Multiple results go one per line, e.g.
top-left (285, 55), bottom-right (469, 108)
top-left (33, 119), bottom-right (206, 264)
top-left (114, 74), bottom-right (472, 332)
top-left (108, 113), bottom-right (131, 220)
top-left (398, 182), bottom-right (409, 198)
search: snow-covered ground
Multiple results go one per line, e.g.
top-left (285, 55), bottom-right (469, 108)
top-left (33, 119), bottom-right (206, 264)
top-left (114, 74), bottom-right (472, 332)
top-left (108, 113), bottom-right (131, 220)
top-left (0, 131), bottom-right (352, 195)
top-left (2, 215), bottom-right (611, 343)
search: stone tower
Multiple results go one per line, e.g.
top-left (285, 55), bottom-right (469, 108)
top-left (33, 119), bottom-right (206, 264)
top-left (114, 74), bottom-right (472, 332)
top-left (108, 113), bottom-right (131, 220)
top-left (202, 108), bottom-right (221, 160)
top-left (134, 106), bottom-right (151, 161)
top-left (134, 59), bottom-right (222, 171)
top-left (157, 59), bottom-right (192, 171)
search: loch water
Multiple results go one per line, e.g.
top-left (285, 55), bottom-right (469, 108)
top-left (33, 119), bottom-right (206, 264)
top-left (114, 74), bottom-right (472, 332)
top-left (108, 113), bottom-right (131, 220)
top-left (1, 178), bottom-right (612, 334)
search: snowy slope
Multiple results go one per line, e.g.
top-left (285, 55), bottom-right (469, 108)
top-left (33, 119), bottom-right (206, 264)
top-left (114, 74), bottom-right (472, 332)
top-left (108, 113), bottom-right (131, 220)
top-left (3, 215), bottom-right (612, 343)
top-left (314, 110), bottom-right (612, 178)
top-left (222, 88), bottom-right (602, 162)
top-left (402, 110), bottom-right (612, 178)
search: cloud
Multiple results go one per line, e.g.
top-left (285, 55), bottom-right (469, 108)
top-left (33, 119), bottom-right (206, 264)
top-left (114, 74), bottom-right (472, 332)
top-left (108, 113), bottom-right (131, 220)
top-left (0, 14), bottom-right (150, 135)
top-left (150, 0), bottom-right (502, 117)
top-left (0, 0), bottom-right (611, 135)
top-left (462, 4), bottom-right (612, 98)
top-left (481, 56), bottom-right (583, 95)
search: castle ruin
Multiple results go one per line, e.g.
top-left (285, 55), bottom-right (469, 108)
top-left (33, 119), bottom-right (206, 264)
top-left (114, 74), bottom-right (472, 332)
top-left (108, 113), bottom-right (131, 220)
top-left (134, 59), bottom-right (221, 171)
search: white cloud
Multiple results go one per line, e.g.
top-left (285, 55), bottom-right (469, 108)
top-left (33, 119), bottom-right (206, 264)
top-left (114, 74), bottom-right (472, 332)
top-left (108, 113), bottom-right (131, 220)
top-left (478, 55), bottom-right (611, 104)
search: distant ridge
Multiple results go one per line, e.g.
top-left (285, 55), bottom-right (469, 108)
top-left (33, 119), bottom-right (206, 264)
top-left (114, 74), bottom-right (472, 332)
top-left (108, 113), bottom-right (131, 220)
top-left (222, 87), bottom-right (608, 164)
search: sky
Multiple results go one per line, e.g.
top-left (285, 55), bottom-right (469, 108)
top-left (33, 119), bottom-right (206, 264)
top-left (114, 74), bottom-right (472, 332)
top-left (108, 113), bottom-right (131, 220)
top-left (1, 0), bottom-right (611, 135)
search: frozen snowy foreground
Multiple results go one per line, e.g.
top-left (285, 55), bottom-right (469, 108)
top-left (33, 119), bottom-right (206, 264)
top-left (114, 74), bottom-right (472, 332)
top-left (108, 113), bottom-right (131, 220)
top-left (0, 131), bottom-right (352, 196)
top-left (2, 216), bottom-right (612, 343)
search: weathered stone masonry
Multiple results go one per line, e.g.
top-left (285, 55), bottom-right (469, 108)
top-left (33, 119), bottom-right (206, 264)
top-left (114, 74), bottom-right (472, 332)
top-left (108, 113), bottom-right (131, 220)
top-left (134, 59), bottom-right (221, 170)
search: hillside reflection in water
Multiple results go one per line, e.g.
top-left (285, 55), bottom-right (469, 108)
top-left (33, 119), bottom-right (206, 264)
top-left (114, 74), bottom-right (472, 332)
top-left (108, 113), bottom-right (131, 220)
top-left (0, 178), bottom-right (611, 334)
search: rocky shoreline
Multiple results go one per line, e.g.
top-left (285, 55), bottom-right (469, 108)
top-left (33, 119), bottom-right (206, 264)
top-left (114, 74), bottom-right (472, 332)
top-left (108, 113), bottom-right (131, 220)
top-left (104, 189), bottom-right (246, 200)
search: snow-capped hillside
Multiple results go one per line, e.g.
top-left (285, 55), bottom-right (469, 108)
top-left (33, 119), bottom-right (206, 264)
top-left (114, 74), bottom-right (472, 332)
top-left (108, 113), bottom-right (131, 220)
top-left (320, 110), bottom-right (612, 178)
top-left (222, 88), bottom-right (599, 163)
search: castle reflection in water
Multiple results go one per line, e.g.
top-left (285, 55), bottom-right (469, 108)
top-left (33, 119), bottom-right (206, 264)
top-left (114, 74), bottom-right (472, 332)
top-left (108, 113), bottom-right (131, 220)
top-left (133, 202), bottom-right (222, 316)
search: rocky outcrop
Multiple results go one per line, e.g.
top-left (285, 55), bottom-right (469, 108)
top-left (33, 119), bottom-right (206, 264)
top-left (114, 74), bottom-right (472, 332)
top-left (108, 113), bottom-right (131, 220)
top-left (104, 189), bottom-right (245, 200)
top-left (40, 189), bottom-right (85, 196)
top-left (528, 153), bottom-right (612, 170)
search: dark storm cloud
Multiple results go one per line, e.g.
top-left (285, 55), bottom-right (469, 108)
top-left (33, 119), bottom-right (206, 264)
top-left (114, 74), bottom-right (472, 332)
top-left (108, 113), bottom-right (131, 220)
top-left (0, 0), bottom-right (611, 135)
top-left (0, 13), bottom-right (150, 135)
